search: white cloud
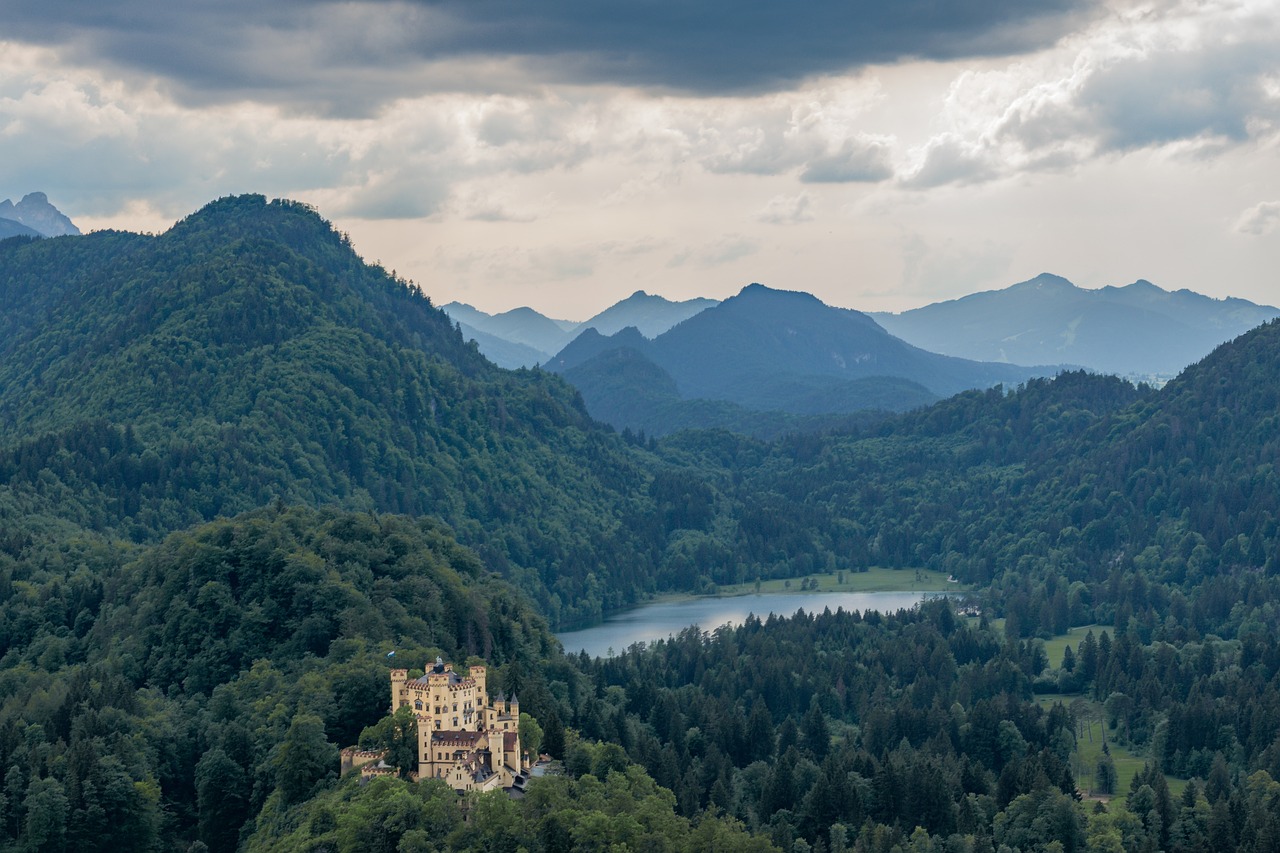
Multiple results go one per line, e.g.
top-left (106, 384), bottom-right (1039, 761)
top-left (667, 235), bottom-right (759, 269)
top-left (1236, 200), bottom-right (1280, 235)
top-left (800, 136), bottom-right (895, 183)
top-left (3, 0), bottom-right (1280, 318)
top-left (756, 193), bottom-right (815, 225)
top-left (892, 0), bottom-right (1280, 189)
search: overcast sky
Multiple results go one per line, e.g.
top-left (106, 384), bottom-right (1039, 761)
top-left (2, 0), bottom-right (1277, 318)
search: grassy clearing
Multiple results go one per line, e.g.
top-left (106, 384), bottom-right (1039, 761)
top-left (1037, 629), bottom-right (1189, 808)
top-left (1042, 624), bottom-right (1103, 669)
top-left (1035, 693), bottom-right (1148, 803)
top-left (1072, 707), bottom-right (1146, 802)
top-left (716, 566), bottom-right (962, 596)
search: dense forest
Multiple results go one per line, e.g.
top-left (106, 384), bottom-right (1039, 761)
top-left (2, 196), bottom-right (1279, 850)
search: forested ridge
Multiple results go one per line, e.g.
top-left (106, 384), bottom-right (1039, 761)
top-left (0, 195), bottom-right (663, 628)
top-left (1, 196), bottom-right (1280, 850)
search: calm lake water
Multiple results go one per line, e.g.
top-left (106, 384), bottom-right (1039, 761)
top-left (556, 590), bottom-right (934, 658)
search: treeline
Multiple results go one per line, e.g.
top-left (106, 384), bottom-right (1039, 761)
top-left (551, 601), bottom-right (1280, 852)
top-left (245, 752), bottom-right (776, 853)
top-left (4, 196), bottom-right (1280, 642)
top-left (0, 506), bottom-right (563, 852)
top-left (0, 196), bottom-right (662, 628)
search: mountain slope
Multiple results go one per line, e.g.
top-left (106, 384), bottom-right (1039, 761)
top-left (872, 273), bottom-right (1279, 377)
top-left (552, 284), bottom-right (1050, 420)
top-left (0, 191), bottom-right (80, 236)
top-left (561, 345), bottom-right (897, 438)
top-left (580, 290), bottom-right (717, 337)
top-left (0, 194), bottom-right (660, 627)
top-left (442, 302), bottom-right (578, 361)
top-left (443, 291), bottom-right (717, 367)
top-left (0, 219), bottom-right (42, 240)
top-left (452, 318), bottom-right (552, 369)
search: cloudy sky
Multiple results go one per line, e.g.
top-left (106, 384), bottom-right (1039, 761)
top-left (2, 0), bottom-right (1277, 318)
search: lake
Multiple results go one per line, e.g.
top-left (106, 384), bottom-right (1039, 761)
top-left (556, 590), bottom-right (935, 658)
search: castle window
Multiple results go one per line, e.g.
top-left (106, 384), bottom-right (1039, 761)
top-left (414, 700), bottom-right (422, 710)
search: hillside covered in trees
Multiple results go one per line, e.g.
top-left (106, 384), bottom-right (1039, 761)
top-left (2, 195), bottom-right (1280, 851)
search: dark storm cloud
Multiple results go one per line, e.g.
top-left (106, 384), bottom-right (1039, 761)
top-left (5, 0), bottom-right (1097, 113)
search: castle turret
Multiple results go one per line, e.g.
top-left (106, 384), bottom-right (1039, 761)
top-left (469, 665), bottom-right (487, 700)
top-left (488, 729), bottom-right (503, 773)
top-left (390, 668), bottom-right (409, 713)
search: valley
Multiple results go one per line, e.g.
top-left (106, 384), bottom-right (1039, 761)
top-left (1, 196), bottom-right (1278, 852)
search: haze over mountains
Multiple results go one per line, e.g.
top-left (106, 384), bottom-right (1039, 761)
top-left (449, 273), bottom-right (1280, 436)
top-left (549, 283), bottom-right (1052, 436)
top-left (871, 272), bottom-right (1280, 380)
top-left (7, 194), bottom-right (1280, 851)
top-left (0, 191), bottom-right (80, 238)
top-left (442, 291), bottom-right (717, 368)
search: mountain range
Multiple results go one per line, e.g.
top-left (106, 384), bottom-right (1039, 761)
top-left (547, 283), bottom-right (1054, 436)
top-left (0, 194), bottom-right (657, 628)
top-left (870, 272), bottom-right (1280, 379)
top-left (458, 274), bottom-right (1278, 417)
top-left (5, 193), bottom-right (1280, 851)
top-left (0, 191), bottom-right (80, 238)
top-left (442, 290), bottom-right (717, 368)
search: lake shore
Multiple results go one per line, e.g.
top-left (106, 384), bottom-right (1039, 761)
top-left (558, 574), bottom-right (964, 658)
top-left (632, 565), bottom-right (963, 608)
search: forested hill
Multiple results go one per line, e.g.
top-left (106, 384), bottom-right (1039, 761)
top-left (0, 195), bottom-right (659, 627)
top-left (682, 318), bottom-right (1280, 639)
top-left (4, 194), bottom-right (1280, 639)
top-left (0, 194), bottom-right (485, 434)
top-left (6, 194), bottom-right (1280, 851)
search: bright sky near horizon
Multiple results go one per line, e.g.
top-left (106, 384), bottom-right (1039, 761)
top-left (2, 0), bottom-right (1277, 319)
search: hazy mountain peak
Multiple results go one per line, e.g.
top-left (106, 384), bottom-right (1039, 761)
top-left (1015, 272), bottom-right (1075, 290)
top-left (1104, 279), bottom-right (1165, 296)
top-left (734, 282), bottom-right (824, 304)
top-left (872, 272), bottom-right (1280, 377)
top-left (581, 291), bottom-right (716, 338)
top-left (0, 191), bottom-right (81, 237)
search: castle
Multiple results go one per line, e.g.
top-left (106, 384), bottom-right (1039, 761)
top-left (343, 657), bottom-right (530, 795)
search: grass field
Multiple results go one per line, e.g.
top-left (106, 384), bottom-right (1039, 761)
top-left (1051, 694), bottom-right (1185, 804)
top-left (1042, 624), bottom-right (1103, 669)
top-left (1035, 624), bottom-right (1189, 808)
top-left (716, 566), bottom-right (962, 596)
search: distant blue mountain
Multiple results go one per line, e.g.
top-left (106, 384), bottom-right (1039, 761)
top-left (0, 192), bottom-right (80, 237)
top-left (443, 291), bottom-right (717, 368)
top-left (871, 273), bottom-right (1280, 379)
top-left (0, 218), bottom-right (42, 240)
top-left (581, 290), bottom-right (718, 338)
top-left (549, 283), bottom-right (1056, 434)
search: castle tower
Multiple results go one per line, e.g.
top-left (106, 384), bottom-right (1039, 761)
top-left (488, 729), bottom-right (503, 774)
top-left (389, 668), bottom-right (409, 713)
